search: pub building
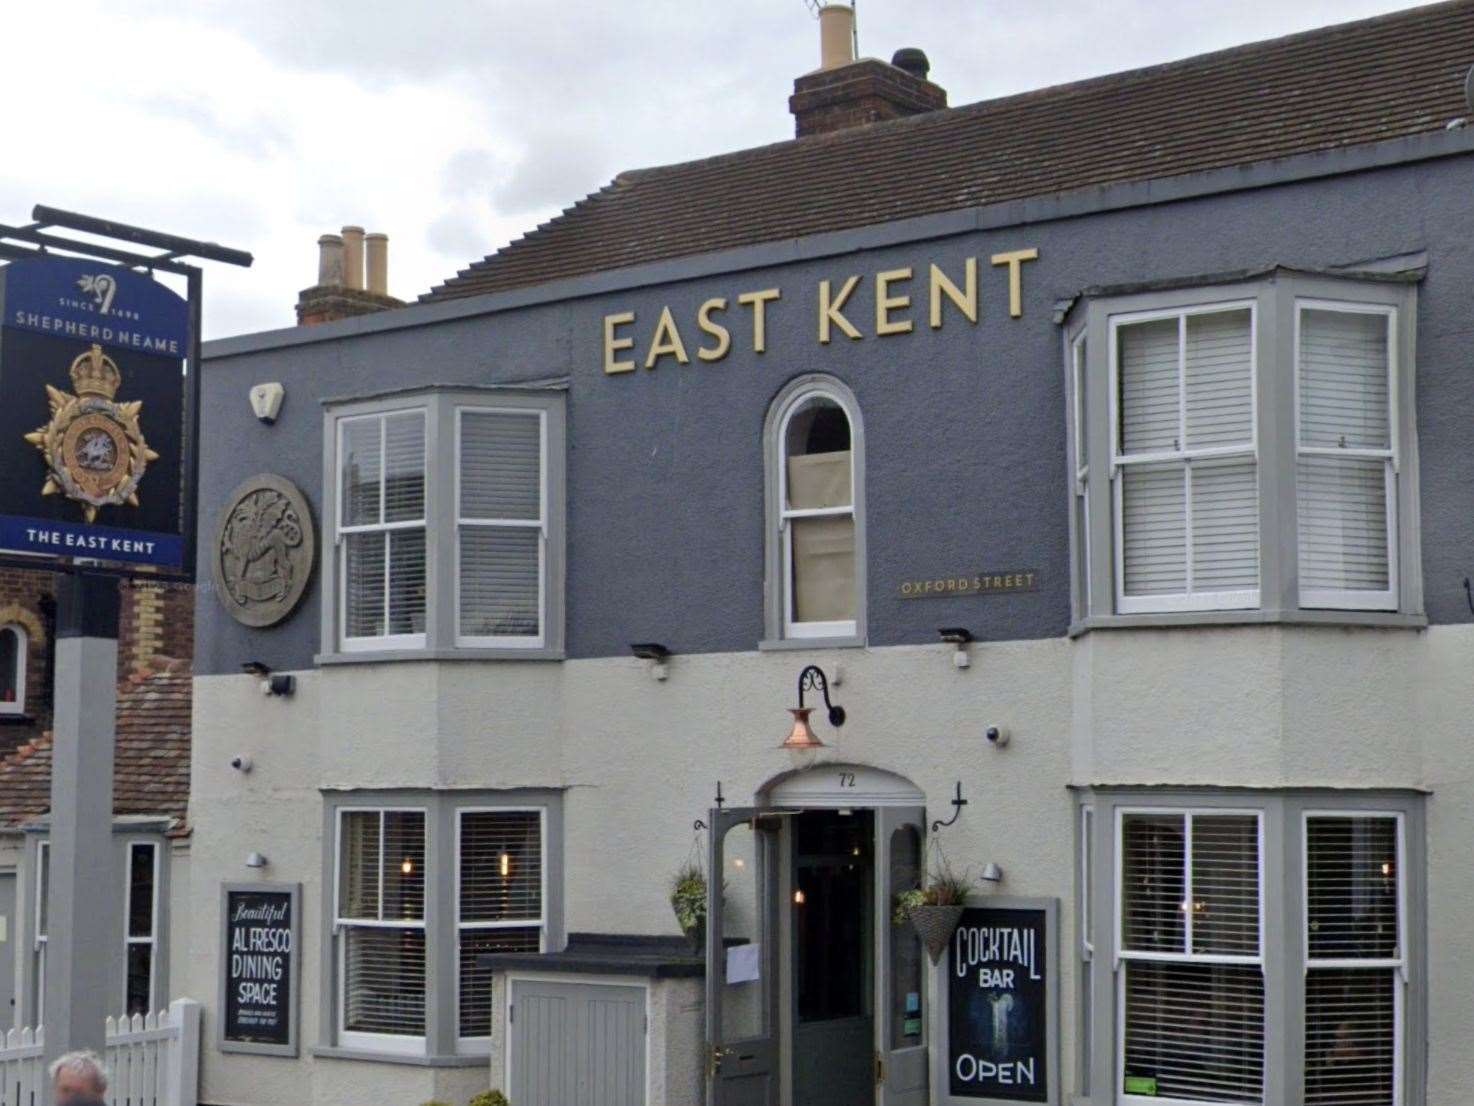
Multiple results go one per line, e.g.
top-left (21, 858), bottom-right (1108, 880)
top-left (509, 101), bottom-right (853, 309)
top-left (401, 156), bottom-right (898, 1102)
top-left (179, 4), bottom-right (1474, 1104)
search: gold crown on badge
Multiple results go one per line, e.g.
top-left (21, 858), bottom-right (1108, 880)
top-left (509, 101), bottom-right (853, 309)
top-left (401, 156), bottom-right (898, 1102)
top-left (68, 344), bottom-right (122, 400)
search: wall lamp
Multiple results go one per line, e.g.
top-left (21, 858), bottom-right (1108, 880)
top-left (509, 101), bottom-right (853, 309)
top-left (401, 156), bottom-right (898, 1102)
top-left (939, 627), bottom-right (973, 669)
top-left (629, 642), bottom-right (671, 680)
top-left (781, 665), bottom-right (846, 763)
top-left (245, 852), bottom-right (269, 869)
top-left (241, 661), bottom-right (295, 698)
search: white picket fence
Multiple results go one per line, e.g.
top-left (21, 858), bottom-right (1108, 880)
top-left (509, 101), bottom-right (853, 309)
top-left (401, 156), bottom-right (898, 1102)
top-left (0, 999), bottom-right (199, 1106)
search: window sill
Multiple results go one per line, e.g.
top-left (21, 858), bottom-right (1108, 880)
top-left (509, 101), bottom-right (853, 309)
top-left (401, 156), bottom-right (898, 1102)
top-left (758, 635), bottom-right (867, 652)
top-left (310, 1046), bottom-right (487, 1068)
top-left (316, 647), bottom-right (566, 666)
top-left (1069, 609), bottom-right (1427, 637)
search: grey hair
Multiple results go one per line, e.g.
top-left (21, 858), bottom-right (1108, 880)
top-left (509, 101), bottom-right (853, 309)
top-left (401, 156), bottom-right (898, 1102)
top-left (48, 1050), bottom-right (108, 1092)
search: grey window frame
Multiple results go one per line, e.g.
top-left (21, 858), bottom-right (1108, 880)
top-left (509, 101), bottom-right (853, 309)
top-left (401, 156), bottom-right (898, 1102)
top-left (760, 374), bottom-right (869, 650)
top-left (315, 788), bottom-right (565, 1065)
top-left (1075, 787), bottom-right (1427, 1106)
top-left (319, 386), bottom-right (567, 663)
top-left (1065, 272), bottom-right (1422, 632)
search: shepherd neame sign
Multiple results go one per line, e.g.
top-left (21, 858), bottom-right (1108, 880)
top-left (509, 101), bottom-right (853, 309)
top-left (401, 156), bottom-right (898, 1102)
top-left (601, 249), bottom-right (1039, 373)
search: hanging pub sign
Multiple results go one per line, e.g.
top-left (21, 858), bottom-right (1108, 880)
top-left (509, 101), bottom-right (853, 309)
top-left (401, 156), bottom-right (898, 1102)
top-left (934, 898), bottom-right (1059, 1105)
top-left (0, 256), bottom-right (190, 570)
top-left (219, 883), bottom-right (300, 1056)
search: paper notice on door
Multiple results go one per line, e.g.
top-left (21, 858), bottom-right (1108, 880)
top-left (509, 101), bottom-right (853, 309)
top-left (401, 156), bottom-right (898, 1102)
top-left (726, 942), bottom-right (760, 984)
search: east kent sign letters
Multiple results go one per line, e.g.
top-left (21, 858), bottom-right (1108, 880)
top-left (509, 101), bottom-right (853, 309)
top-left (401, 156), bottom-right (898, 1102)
top-left (0, 256), bottom-right (188, 568)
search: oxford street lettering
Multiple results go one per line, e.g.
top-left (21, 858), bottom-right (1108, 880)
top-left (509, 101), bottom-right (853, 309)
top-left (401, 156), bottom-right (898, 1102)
top-left (222, 886), bottom-right (298, 1051)
top-left (948, 906), bottom-right (1050, 1102)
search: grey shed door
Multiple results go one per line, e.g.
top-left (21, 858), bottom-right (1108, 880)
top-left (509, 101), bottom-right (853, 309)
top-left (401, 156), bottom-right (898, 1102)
top-left (510, 979), bottom-right (646, 1106)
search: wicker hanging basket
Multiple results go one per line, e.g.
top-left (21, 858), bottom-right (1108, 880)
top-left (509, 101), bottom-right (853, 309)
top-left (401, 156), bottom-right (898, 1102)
top-left (910, 903), bottom-right (966, 965)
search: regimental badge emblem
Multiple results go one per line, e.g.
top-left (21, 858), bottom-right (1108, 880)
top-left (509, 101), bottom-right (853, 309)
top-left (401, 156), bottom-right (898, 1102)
top-left (23, 343), bottom-right (158, 523)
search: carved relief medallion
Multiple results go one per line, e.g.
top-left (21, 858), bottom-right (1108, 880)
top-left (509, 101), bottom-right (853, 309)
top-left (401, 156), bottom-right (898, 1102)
top-left (212, 474), bottom-right (316, 627)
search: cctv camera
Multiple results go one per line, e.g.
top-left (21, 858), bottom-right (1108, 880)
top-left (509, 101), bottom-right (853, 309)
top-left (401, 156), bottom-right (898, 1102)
top-left (985, 726), bottom-right (1010, 748)
top-left (230, 755), bottom-right (253, 773)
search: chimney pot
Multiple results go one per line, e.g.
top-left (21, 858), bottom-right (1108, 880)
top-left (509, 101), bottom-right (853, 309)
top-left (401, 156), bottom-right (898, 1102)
top-left (892, 48), bottom-right (930, 81)
top-left (341, 225), bottom-right (365, 291)
top-left (818, 4), bottom-right (855, 71)
top-left (365, 233), bottom-right (389, 297)
top-left (317, 234), bottom-right (344, 287)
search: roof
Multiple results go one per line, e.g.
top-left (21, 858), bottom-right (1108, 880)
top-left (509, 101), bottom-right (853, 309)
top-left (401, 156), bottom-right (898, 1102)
top-left (0, 659), bottom-right (191, 833)
top-left (424, 1), bottom-right (1474, 303)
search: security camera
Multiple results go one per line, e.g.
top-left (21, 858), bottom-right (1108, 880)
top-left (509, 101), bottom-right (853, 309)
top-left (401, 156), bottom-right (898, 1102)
top-left (985, 726), bottom-right (1010, 748)
top-left (248, 382), bottom-right (285, 425)
top-left (230, 755), bottom-right (253, 773)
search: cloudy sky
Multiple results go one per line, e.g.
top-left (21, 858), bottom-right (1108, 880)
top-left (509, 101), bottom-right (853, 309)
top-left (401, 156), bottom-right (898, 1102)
top-left (0, 0), bottom-right (1430, 338)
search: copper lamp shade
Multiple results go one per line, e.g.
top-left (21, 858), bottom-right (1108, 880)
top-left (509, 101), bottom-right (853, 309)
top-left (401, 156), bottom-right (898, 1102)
top-left (781, 706), bottom-right (825, 750)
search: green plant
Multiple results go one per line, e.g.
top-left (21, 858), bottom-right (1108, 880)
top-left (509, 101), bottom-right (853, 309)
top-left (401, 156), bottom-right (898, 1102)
top-left (670, 862), bottom-right (707, 933)
top-left (892, 888), bottom-right (926, 925)
top-left (892, 854), bottom-right (976, 924)
top-left (469, 1092), bottom-right (510, 1106)
top-left (418, 1100), bottom-right (453, 1106)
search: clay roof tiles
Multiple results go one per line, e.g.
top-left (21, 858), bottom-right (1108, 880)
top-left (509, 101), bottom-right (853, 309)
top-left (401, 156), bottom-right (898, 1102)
top-left (424, 0), bottom-right (1474, 302)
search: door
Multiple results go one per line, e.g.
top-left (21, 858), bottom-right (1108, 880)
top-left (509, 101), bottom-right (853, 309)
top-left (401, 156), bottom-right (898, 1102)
top-left (706, 808), bottom-right (780, 1106)
top-left (0, 873), bottom-right (12, 1026)
top-left (876, 807), bottom-right (928, 1106)
top-left (509, 979), bottom-right (646, 1106)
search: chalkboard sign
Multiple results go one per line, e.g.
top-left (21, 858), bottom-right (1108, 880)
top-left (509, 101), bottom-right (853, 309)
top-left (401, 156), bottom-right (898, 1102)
top-left (219, 883), bottom-right (299, 1056)
top-left (935, 898), bottom-right (1058, 1105)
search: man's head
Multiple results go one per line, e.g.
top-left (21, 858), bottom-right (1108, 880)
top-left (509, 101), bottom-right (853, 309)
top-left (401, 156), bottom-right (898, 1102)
top-left (48, 1050), bottom-right (107, 1105)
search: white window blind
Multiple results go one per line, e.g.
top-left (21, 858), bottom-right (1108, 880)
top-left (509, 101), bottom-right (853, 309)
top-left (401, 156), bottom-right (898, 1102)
top-left (124, 842), bottom-right (158, 1016)
top-left (1304, 816), bottom-right (1402, 1106)
top-left (780, 392), bottom-right (857, 637)
top-left (457, 811), bottom-right (544, 1040)
top-left (1119, 812), bottom-right (1264, 1103)
top-left (336, 810), bottom-right (427, 1043)
top-left (1296, 307), bottom-right (1396, 610)
top-left (339, 412), bottom-right (427, 646)
top-left (1114, 309), bottom-right (1258, 613)
top-left (457, 410), bottom-right (545, 645)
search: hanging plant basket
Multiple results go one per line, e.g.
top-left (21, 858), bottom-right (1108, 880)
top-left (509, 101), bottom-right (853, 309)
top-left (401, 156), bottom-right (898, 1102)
top-left (910, 903), bottom-right (966, 965)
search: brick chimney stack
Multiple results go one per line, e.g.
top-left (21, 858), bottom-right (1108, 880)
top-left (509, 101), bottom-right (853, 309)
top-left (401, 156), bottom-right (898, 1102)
top-left (789, 5), bottom-right (946, 138)
top-left (295, 225), bottom-right (405, 326)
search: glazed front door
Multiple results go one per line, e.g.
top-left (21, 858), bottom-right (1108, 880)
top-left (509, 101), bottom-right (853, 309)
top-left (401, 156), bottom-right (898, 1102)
top-left (706, 808), bottom-right (780, 1106)
top-left (875, 806), bottom-right (929, 1106)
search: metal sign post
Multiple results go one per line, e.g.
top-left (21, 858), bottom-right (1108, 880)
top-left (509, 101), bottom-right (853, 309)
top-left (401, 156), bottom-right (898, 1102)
top-left (0, 207), bottom-right (249, 1092)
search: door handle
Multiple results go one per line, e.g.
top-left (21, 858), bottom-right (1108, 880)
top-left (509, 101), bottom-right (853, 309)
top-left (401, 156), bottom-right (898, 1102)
top-left (706, 1044), bottom-right (735, 1079)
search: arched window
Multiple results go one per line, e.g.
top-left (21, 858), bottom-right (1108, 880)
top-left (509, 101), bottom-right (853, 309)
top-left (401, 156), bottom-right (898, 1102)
top-left (766, 378), bottom-right (865, 642)
top-left (0, 623), bottom-right (26, 715)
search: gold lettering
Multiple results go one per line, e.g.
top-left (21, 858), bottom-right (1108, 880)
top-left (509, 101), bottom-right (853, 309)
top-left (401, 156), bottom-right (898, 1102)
top-left (990, 248), bottom-right (1039, 318)
top-left (819, 276), bottom-right (863, 343)
top-left (644, 306), bottom-right (690, 369)
top-left (875, 268), bottom-right (914, 336)
top-left (603, 311), bottom-right (636, 374)
top-left (697, 298), bottom-right (731, 362)
top-left (929, 259), bottom-right (978, 328)
top-left (738, 288), bottom-right (780, 353)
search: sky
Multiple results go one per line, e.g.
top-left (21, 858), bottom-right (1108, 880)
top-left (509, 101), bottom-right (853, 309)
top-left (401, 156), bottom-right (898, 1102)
top-left (0, 0), bottom-right (1434, 339)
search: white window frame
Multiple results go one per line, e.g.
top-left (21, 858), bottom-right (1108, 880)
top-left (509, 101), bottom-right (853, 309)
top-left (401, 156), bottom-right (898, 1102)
top-left (0, 623), bottom-right (26, 716)
top-left (453, 408), bottom-right (548, 650)
top-left (333, 805), bottom-right (429, 1056)
top-left (453, 806), bottom-right (548, 1053)
top-left (1114, 806), bottom-right (1267, 1106)
top-left (1109, 302), bottom-right (1261, 615)
top-left (1301, 809), bottom-right (1407, 1106)
top-left (1072, 334), bottom-right (1092, 619)
top-left (777, 385), bottom-right (859, 640)
top-left (34, 840), bottom-right (47, 1024)
top-left (1293, 300), bottom-right (1400, 612)
top-left (336, 409), bottom-right (429, 653)
top-left (123, 839), bottom-right (160, 1016)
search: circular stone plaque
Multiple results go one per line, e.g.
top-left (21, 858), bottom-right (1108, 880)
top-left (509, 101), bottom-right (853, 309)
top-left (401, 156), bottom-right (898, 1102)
top-left (212, 474), bottom-right (316, 628)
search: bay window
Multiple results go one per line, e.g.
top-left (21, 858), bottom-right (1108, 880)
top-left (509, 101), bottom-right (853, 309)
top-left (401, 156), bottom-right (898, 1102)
top-left (1066, 271), bottom-right (1420, 628)
top-left (323, 388), bottom-right (566, 659)
top-left (1079, 791), bottom-right (1423, 1106)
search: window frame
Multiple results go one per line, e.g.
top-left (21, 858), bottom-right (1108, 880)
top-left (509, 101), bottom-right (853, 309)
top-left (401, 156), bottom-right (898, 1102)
top-left (453, 407), bottom-right (548, 650)
top-left (320, 387), bottom-right (567, 664)
top-left (762, 374), bottom-right (868, 648)
top-left (123, 838), bottom-right (160, 1016)
top-left (34, 839), bottom-right (47, 1024)
top-left (1066, 272), bottom-right (1422, 633)
top-left (0, 623), bottom-right (26, 716)
top-left (332, 804), bottom-right (430, 1057)
top-left (1108, 301), bottom-right (1261, 614)
top-left (1293, 300), bottom-right (1400, 612)
top-left (453, 806), bottom-right (548, 1053)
